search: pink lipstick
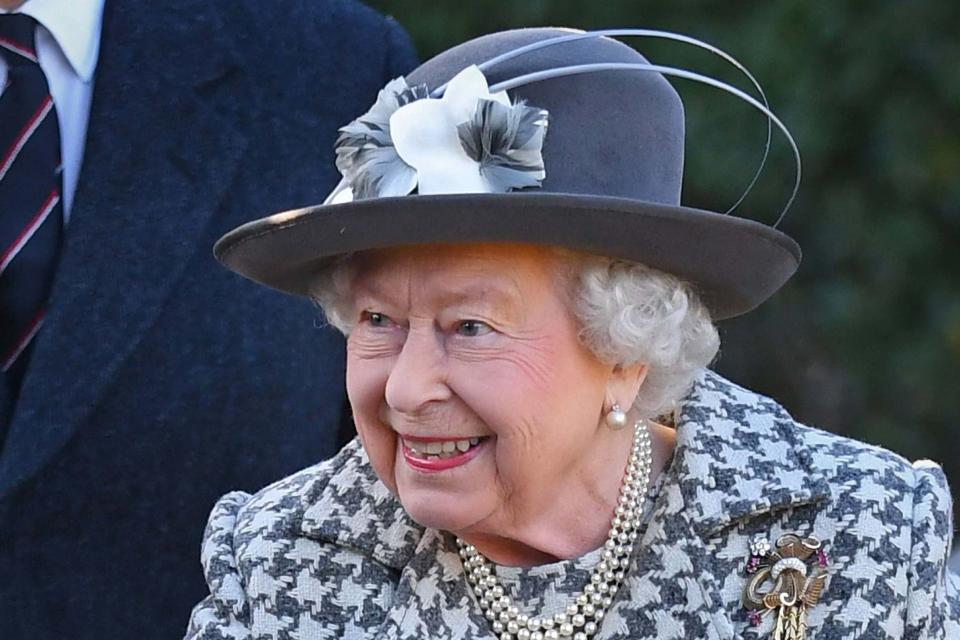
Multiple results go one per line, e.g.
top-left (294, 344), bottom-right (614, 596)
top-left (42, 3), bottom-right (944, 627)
top-left (400, 436), bottom-right (488, 473)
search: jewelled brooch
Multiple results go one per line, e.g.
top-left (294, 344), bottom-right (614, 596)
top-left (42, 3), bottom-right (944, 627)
top-left (742, 533), bottom-right (828, 640)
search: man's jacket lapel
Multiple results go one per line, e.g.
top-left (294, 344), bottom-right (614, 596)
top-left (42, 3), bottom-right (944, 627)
top-left (0, 1), bottom-right (249, 499)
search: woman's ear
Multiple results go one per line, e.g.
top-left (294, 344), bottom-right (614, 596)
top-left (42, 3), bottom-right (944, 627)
top-left (605, 362), bottom-right (649, 412)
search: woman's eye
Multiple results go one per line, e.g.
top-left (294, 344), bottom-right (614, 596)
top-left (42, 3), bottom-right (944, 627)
top-left (456, 320), bottom-right (492, 337)
top-left (365, 311), bottom-right (392, 327)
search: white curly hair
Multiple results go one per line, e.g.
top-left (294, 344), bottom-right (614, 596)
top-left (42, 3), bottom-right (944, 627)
top-left (310, 247), bottom-right (719, 418)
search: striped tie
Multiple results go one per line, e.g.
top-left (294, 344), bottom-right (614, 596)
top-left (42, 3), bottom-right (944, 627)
top-left (0, 14), bottom-right (64, 395)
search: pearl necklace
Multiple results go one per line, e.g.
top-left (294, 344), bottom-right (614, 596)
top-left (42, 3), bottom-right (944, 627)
top-left (457, 421), bottom-right (653, 640)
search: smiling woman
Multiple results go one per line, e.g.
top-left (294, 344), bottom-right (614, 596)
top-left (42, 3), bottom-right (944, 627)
top-left (318, 243), bottom-right (706, 565)
top-left (185, 27), bottom-right (959, 640)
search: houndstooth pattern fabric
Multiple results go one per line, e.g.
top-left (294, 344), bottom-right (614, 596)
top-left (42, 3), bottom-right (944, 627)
top-left (185, 371), bottom-right (960, 639)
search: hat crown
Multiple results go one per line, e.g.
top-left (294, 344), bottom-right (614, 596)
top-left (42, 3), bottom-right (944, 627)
top-left (405, 28), bottom-right (685, 206)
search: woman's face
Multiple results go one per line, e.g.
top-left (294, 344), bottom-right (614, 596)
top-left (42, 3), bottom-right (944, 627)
top-left (344, 243), bottom-right (619, 536)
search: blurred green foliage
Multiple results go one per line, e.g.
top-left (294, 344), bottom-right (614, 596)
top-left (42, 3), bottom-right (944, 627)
top-left (368, 1), bottom-right (960, 510)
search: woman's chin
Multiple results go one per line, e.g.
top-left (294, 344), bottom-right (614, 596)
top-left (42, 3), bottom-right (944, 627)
top-left (398, 491), bottom-right (484, 532)
top-left (394, 468), bottom-right (493, 531)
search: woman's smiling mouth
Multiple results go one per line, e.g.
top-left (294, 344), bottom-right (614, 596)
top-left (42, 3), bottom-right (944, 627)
top-left (399, 436), bottom-right (490, 472)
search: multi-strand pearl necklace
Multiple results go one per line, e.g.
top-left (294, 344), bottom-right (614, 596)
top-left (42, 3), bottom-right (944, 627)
top-left (457, 421), bottom-right (653, 640)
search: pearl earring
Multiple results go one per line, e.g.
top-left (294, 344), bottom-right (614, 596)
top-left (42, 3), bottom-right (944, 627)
top-left (605, 403), bottom-right (628, 430)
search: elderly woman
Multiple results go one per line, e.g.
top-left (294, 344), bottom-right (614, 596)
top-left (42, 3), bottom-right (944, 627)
top-left (185, 28), bottom-right (959, 640)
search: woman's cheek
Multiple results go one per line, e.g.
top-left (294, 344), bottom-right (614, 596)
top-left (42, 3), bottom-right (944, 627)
top-left (346, 351), bottom-right (398, 492)
top-left (450, 340), bottom-right (558, 401)
top-left (345, 331), bottom-right (399, 426)
top-left (447, 352), bottom-right (554, 443)
top-left (448, 338), bottom-right (559, 433)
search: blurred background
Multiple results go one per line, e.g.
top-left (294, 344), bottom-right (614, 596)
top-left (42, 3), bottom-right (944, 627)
top-left (367, 0), bottom-right (960, 564)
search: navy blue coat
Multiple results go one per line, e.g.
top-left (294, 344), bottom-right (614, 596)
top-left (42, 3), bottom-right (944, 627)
top-left (0, 2), bottom-right (416, 638)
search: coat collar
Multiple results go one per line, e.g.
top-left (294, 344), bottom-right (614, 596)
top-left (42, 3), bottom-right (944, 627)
top-left (301, 440), bottom-right (425, 571)
top-left (671, 369), bottom-right (832, 535)
top-left (0, 0), bottom-right (249, 498)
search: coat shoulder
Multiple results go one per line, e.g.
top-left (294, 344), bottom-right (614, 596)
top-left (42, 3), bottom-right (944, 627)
top-left (197, 442), bottom-right (361, 607)
top-left (213, 0), bottom-right (406, 37)
top-left (706, 370), bottom-right (946, 494)
top-left (692, 372), bottom-right (958, 637)
top-left (213, 0), bottom-right (417, 81)
top-left (189, 442), bottom-right (419, 637)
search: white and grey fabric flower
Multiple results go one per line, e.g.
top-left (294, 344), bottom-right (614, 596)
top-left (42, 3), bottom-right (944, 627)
top-left (457, 97), bottom-right (548, 192)
top-left (331, 65), bottom-right (549, 203)
top-left (334, 77), bottom-right (428, 200)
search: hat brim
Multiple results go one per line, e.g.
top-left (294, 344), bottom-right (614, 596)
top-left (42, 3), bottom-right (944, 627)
top-left (214, 192), bottom-right (800, 320)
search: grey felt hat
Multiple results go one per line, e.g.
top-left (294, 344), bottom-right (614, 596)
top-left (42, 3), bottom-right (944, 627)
top-left (214, 27), bottom-right (801, 320)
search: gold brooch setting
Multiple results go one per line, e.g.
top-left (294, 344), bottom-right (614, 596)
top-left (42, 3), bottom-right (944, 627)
top-left (742, 533), bottom-right (828, 640)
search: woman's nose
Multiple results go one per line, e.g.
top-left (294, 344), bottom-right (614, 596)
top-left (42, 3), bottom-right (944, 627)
top-left (384, 326), bottom-right (451, 414)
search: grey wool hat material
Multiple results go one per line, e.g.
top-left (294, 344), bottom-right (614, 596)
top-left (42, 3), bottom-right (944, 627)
top-left (214, 28), bottom-right (801, 320)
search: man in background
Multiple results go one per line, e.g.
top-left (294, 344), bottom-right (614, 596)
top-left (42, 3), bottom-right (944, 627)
top-left (0, 1), bottom-right (416, 638)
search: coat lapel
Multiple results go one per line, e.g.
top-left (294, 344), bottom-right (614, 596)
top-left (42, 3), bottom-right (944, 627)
top-left (672, 371), bottom-right (834, 536)
top-left (603, 371), bottom-right (833, 639)
top-left (0, 1), bottom-right (249, 498)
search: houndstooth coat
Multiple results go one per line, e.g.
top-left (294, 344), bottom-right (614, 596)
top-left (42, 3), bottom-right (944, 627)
top-left (185, 371), bottom-right (960, 639)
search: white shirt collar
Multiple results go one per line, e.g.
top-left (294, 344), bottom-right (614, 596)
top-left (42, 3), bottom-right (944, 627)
top-left (6, 0), bottom-right (105, 82)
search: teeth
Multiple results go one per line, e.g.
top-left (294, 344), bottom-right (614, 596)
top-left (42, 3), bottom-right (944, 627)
top-left (403, 437), bottom-right (484, 458)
